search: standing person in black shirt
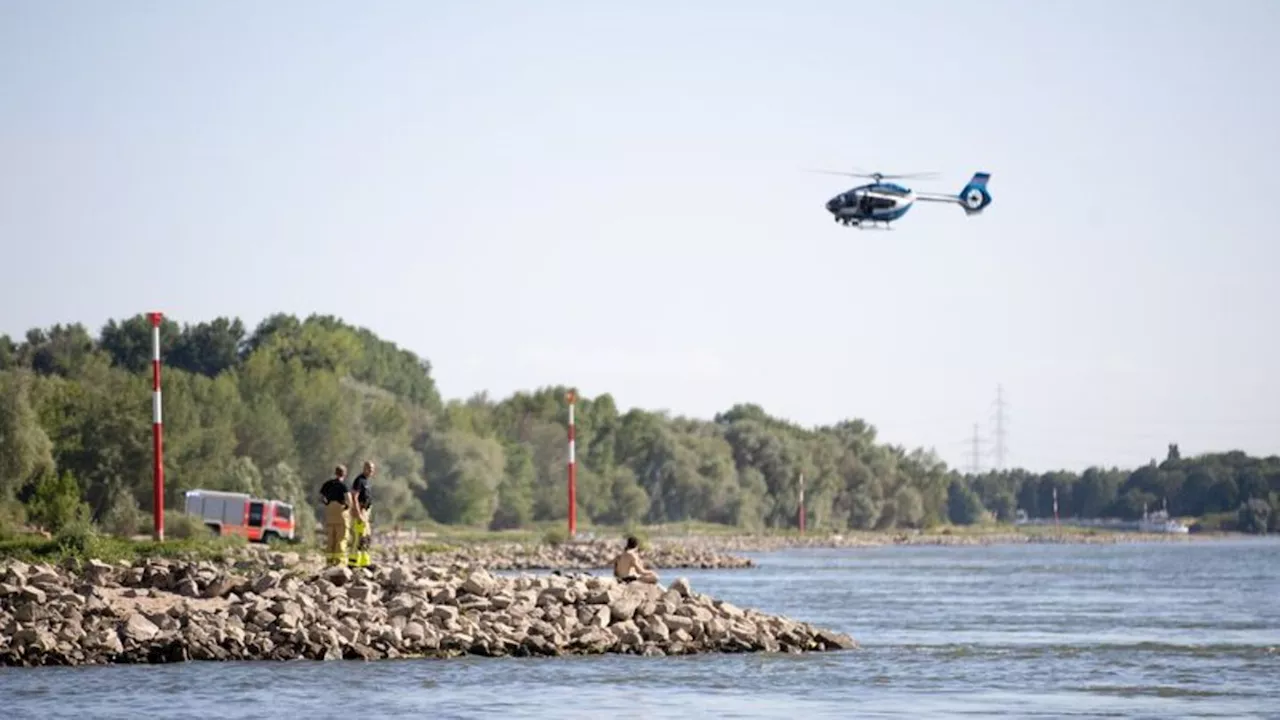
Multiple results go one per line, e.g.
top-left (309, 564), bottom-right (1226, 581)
top-left (348, 460), bottom-right (376, 568)
top-left (319, 465), bottom-right (352, 566)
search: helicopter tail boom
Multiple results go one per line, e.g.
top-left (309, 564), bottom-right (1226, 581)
top-left (914, 171), bottom-right (993, 215)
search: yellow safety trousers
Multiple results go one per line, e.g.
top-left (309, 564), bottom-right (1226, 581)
top-left (349, 514), bottom-right (371, 568)
top-left (323, 502), bottom-right (350, 567)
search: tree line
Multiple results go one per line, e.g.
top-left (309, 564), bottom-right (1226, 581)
top-left (1, 313), bottom-right (1277, 538)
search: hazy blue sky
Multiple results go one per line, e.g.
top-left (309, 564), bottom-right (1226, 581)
top-left (3, 1), bottom-right (1278, 473)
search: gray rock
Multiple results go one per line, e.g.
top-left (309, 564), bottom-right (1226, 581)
top-left (460, 570), bottom-right (496, 597)
top-left (816, 629), bottom-right (857, 650)
top-left (670, 577), bottom-right (692, 597)
top-left (28, 570), bottom-right (63, 589)
top-left (323, 566), bottom-right (353, 587)
top-left (175, 578), bottom-right (201, 597)
top-left (607, 591), bottom-right (644, 624)
top-left (431, 605), bottom-right (459, 622)
top-left (252, 571), bottom-right (282, 594)
top-left (388, 566), bottom-right (413, 588)
top-left (716, 601), bottom-right (745, 619)
top-left (121, 613), bottom-right (160, 643)
top-left (14, 602), bottom-right (40, 623)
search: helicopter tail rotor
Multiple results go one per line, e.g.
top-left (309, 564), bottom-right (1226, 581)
top-left (958, 172), bottom-right (993, 214)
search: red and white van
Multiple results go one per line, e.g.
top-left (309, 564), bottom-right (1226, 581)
top-left (183, 489), bottom-right (297, 543)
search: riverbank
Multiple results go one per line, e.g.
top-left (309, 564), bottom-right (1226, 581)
top-left (1, 523), bottom-right (1233, 577)
top-left (0, 554), bottom-right (856, 667)
top-left (650, 527), bottom-right (1226, 554)
top-left (381, 525), bottom-right (1228, 570)
top-left (395, 539), bottom-right (755, 571)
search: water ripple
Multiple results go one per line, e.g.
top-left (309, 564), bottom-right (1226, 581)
top-left (3, 538), bottom-right (1279, 719)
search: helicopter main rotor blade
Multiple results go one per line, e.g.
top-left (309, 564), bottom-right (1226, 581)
top-left (803, 168), bottom-right (941, 180)
top-left (870, 171), bottom-right (940, 180)
top-left (803, 168), bottom-right (873, 177)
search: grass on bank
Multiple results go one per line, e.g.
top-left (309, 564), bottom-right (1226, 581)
top-left (0, 513), bottom-right (331, 567)
top-left (1, 525), bottom-right (246, 566)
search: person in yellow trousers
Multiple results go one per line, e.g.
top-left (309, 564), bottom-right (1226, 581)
top-left (348, 460), bottom-right (376, 568)
top-left (319, 464), bottom-right (352, 566)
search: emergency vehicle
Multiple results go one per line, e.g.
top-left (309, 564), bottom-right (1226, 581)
top-left (183, 489), bottom-right (297, 543)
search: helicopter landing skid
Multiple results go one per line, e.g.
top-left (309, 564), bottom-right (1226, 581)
top-left (838, 218), bottom-right (892, 230)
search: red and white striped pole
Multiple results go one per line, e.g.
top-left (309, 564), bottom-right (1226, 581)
top-left (148, 311), bottom-right (165, 542)
top-left (566, 389), bottom-right (577, 538)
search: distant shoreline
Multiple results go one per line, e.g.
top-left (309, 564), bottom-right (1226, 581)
top-left (371, 525), bottom-right (1249, 572)
top-left (662, 530), bottom-right (1241, 553)
top-left (0, 524), bottom-right (1252, 577)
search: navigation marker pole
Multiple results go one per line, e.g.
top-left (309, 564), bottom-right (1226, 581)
top-left (148, 311), bottom-right (166, 542)
top-left (567, 389), bottom-right (577, 538)
top-left (1052, 487), bottom-right (1059, 531)
top-left (798, 473), bottom-right (806, 534)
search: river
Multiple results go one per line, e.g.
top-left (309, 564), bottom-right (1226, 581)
top-left (4, 538), bottom-right (1279, 718)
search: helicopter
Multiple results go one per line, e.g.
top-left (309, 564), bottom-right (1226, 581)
top-left (811, 168), bottom-right (993, 229)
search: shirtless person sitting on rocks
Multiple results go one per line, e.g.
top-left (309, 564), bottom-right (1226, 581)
top-left (613, 536), bottom-right (659, 584)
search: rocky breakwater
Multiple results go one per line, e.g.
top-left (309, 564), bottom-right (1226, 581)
top-left (406, 539), bottom-right (755, 571)
top-left (0, 557), bottom-right (854, 667)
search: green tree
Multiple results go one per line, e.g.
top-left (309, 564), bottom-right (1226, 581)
top-left (170, 317), bottom-right (246, 377)
top-left (7, 311), bottom-right (1280, 538)
top-left (99, 314), bottom-right (182, 373)
top-left (1238, 498), bottom-right (1270, 534)
top-left (947, 479), bottom-right (987, 525)
top-left (27, 469), bottom-right (91, 532)
top-left (490, 443), bottom-right (535, 530)
top-left (0, 370), bottom-right (56, 500)
top-left (421, 431), bottom-right (504, 525)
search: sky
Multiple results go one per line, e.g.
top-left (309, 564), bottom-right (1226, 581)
top-left (2, 0), bottom-right (1278, 473)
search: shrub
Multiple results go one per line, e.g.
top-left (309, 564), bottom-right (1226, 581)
top-left (164, 512), bottom-right (211, 540)
top-left (53, 518), bottom-right (100, 556)
top-left (101, 493), bottom-right (144, 538)
top-left (620, 523), bottom-right (649, 549)
top-left (542, 527), bottom-right (568, 546)
top-left (0, 498), bottom-right (28, 540)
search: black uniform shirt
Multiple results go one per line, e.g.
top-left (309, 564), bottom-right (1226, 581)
top-left (320, 477), bottom-right (350, 506)
top-left (351, 474), bottom-right (372, 510)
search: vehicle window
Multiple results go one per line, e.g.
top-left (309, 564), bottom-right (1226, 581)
top-left (248, 502), bottom-right (264, 527)
top-left (276, 504), bottom-right (293, 521)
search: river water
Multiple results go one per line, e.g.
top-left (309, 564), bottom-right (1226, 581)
top-left (4, 539), bottom-right (1279, 719)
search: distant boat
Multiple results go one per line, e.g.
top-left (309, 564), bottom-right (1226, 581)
top-left (1138, 501), bottom-right (1190, 534)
